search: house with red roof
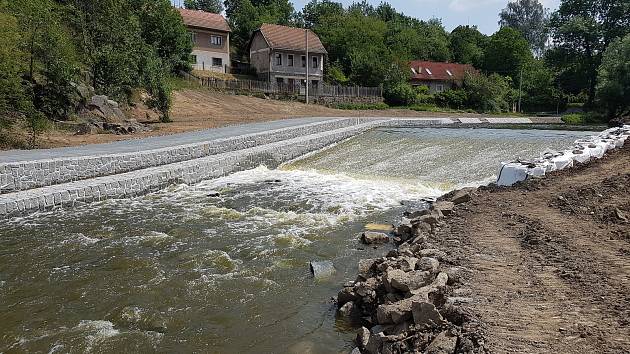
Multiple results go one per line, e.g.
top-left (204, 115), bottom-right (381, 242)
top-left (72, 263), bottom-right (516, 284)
top-left (248, 24), bottom-right (327, 87)
top-left (178, 8), bottom-right (231, 73)
top-left (409, 61), bottom-right (477, 93)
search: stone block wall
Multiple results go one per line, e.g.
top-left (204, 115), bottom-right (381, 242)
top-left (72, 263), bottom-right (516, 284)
top-left (313, 96), bottom-right (384, 106)
top-left (0, 120), bottom-right (384, 216)
top-left (0, 118), bottom-right (364, 194)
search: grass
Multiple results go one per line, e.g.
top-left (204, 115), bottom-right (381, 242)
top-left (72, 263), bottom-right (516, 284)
top-left (167, 76), bottom-right (203, 91)
top-left (561, 112), bottom-right (607, 125)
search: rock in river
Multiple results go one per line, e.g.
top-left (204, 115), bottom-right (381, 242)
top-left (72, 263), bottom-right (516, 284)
top-left (360, 231), bottom-right (390, 245)
top-left (310, 260), bottom-right (335, 280)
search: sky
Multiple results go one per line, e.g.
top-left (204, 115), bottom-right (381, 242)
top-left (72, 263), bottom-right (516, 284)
top-left (171, 0), bottom-right (561, 35)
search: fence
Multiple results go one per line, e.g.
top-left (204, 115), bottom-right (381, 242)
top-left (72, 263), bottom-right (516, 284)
top-left (181, 71), bottom-right (382, 98)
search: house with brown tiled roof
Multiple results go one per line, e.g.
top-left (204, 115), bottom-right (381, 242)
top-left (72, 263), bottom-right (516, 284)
top-left (249, 24), bottom-right (327, 87)
top-left (409, 61), bottom-right (477, 93)
top-left (178, 8), bottom-right (231, 73)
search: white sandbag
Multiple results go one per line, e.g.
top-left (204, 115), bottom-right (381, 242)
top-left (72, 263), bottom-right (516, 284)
top-left (496, 163), bottom-right (529, 186)
top-left (551, 153), bottom-right (574, 170)
top-left (571, 149), bottom-right (591, 163)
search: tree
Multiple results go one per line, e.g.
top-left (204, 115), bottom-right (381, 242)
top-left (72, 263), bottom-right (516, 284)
top-left (301, 0), bottom-right (343, 28)
top-left (184, 0), bottom-right (223, 13)
top-left (0, 11), bottom-right (29, 120)
top-left (499, 0), bottom-right (549, 55)
top-left (483, 27), bottom-right (532, 79)
top-left (596, 34), bottom-right (630, 118)
top-left (464, 72), bottom-right (515, 112)
top-left (225, 0), bottom-right (296, 59)
top-left (547, 0), bottom-right (630, 108)
top-left (450, 25), bottom-right (487, 67)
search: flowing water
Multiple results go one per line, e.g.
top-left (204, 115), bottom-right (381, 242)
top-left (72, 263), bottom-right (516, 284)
top-left (0, 128), bottom-right (593, 353)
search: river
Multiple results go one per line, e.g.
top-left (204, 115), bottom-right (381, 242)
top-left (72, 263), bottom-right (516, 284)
top-left (0, 127), bottom-right (593, 353)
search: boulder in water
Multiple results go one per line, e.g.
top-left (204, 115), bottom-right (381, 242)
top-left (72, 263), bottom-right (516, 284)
top-left (360, 231), bottom-right (390, 245)
top-left (310, 260), bottom-right (335, 280)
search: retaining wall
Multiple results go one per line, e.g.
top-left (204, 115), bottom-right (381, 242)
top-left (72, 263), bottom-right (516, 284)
top-left (0, 120), bottom-right (385, 216)
top-left (0, 118), bottom-right (364, 194)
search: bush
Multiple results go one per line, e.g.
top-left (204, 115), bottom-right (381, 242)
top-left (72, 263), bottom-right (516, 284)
top-left (463, 72), bottom-right (513, 113)
top-left (561, 113), bottom-right (585, 124)
top-left (561, 112), bottom-right (607, 125)
top-left (383, 82), bottom-right (417, 106)
top-left (434, 89), bottom-right (468, 109)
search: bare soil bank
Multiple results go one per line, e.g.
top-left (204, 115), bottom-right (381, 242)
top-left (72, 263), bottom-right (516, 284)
top-left (429, 145), bottom-right (630, 353)
top-left (14, 90), bottom-right (526, 150)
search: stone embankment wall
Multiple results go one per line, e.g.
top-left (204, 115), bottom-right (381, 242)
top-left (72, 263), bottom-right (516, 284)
top-left (0, 120), bottom-right (383, 216)
top-left (0, 116), bottom-right (559, 217)
top-left (0, 118), bottom-right (363, 194)
top-left (313, 96), bottom-right (384, 105)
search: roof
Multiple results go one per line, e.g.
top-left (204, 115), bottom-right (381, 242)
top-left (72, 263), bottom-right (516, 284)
top-left (256, 24), bottom-right (327, 54)
top-left (409, 61), bottom-right (476, 81)
top-left (178, 8), bottom-right (231, 32)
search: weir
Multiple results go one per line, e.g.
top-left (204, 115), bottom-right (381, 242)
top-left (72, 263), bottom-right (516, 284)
top-left (0, 116), bottom-right (557, 217)
top-left (0, 124), bottom-right (603, 353)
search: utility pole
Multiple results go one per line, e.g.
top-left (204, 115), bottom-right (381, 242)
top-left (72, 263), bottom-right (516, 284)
top-left (305, 29), bottom-right (309, 105)
top-left (518, 67), bottom-right (523, 113)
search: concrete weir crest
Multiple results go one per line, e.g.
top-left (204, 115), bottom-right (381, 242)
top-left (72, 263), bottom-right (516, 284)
top-left (0, 117), bottom-right (539, 217)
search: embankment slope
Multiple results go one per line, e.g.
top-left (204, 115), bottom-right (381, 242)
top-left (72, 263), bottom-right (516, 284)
top-left (435, 145), bottom-right (629, 352)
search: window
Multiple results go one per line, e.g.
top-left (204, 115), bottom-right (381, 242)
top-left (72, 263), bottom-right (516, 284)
top-left (425, 68), bottom-right (433, 75)
top-left (288, 78), bottom-right (295, 86)
top-left (436, 84), bottom-right (444, 92)
top-left (190, 55), bottom-right (197, 64)
top-left (276, 77), bottom-right (285, 85)
top-left (189, 32), bottom-right (197, 45)
top-left (312, 56), bottom-right (318, 69)
top-left (212, 57), bottom-right (222, 67)
top-left (411, 68), bottom-right (417, 74)
top-left (288, 54), bottom-right (294, 67)
top-left (275, 53), bottom-right (282, 66)
top-left (311, 80), bottom-right (319, 87)
top-left (301, 55), bottom-right (306, 68)
top-left (418, 67), bottom-right (422, 74)
top-left (210, 35), bottom-right (223, 46)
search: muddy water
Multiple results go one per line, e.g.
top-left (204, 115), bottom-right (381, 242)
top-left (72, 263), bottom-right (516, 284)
top-left (0, 128), bottom-right (591, 353)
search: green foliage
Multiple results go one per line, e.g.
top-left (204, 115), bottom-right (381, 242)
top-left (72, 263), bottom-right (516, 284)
top-left (483, 27), bottom-right (533, 79)
top-left (325, 61), bottom-right (349, 85)
top-left (547, 0), bottom-right (630, 107)
top-left (561, 113), bottom-right (585, 124)
top-left (435, 89), bottom-right (468, 109)
top-left (413, 85), bottom-right (434, 104)
top-left (596, 34), bottom-right (630, 118)
top-left (520, 58), bottom-right (565, 112)
top-left (383, 82), bottom-right (417, 106)
top-left (330, 102), bottom-right (389, 110)
top-left (306, 1), bottom-right (450, 86)
top-left (225, 0), bottom-right (296, 59)
top-left (463, 72), bottom-right (514, 112)
top-left (561, 112), bottom-right (606, 124)
top-left (499, 0), bottom-right (549, 55)
top-left (0, 0), bottom-right (192, 137)
top-left (0, 10), bottom-right (29, 121)
top-left (449, 25), bottom-right (487, 68)
top-left (184, 0), bottom-right (224, 13)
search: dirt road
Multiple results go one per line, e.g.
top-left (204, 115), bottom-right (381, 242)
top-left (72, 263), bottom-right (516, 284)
top-left (431, 146), bottom-right (630, 353)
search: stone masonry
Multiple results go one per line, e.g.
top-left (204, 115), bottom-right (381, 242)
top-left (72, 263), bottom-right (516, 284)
top-left (0, 116), bottom-right (547, 217)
